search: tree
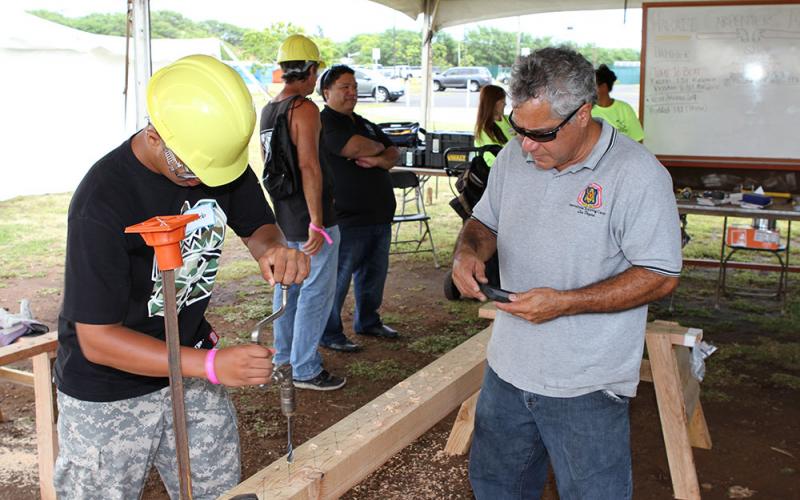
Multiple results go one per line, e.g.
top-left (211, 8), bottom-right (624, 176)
top-left (463, 26), bottom-right (517, 67)
top-left (240, 22), bottom-right (306, 62)
top-left (432, 31), bottom-right (458, 68)
top-left (200, 20), bottom-right (247, 46)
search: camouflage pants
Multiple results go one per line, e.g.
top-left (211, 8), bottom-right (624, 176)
top-left (54, 378), bottom-right (240, 500)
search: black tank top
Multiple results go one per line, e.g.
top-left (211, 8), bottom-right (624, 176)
top-left (259, 96), bottom-right (336, 241)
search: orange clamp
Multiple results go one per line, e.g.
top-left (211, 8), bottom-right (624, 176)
top-left (124, 214), bottom-right (200, 271)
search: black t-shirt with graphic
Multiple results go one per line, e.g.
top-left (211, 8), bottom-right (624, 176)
top-left (55, 137), bottom-right (275, 402)
top-left (320, 106), bottom-right (396, 227)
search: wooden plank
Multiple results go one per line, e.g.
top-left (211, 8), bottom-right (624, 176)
top-left (0, 332), bottom-right (58, 365)
top-left (646, 332), bottom-right (701, 500)
top-left (640, 359), bottom-right (653, 383)
top-left (478, 302), bottom-right (496, 320)
top-left (222, 327), bottom-right (492, 499)
top-left (688, 402), bottom-right (713, 450)
top-left (0, 366), bottom-right (34, 387)
top-left (444, 390), bottom-right (479, 456)
top-left (33, 352), bottom-right (57, 500)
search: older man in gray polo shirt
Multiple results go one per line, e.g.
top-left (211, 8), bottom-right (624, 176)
top-left (452, 47), bottom-right (682, 499)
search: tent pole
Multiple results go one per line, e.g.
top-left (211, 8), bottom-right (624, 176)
top-left (420, 0), bottom-right (440, 131)
top-left (132, 0), bottom-right (152, 130)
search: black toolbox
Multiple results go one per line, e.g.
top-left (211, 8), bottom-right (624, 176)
top-left (394, 146), bottom-right (427, 167)
top-left (425, 131), bottom-right (474, 168)
top-left (378, 122), bottom-right (425, 148)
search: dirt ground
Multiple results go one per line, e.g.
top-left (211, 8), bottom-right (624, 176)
top-left (1, 238), bottom-right (798, 499)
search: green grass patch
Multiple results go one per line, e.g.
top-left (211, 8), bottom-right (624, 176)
top-left (211, 300), bottom-right (272, 328)
top-left (216, 259), bottom-right (260, 282)
top-left (347, 359), bottom-right (414, 382)
top-left (407, 334), bottom-right (464, 355)
top-left (769, 373), bottom-right (800, 390)
top-left (34, 287), bottom-right (61, 297)
top-left (0, 193), bottom-right (70, 280)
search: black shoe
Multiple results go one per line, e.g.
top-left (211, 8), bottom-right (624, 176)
top-left (320, 338), bottom-right (362, 352)
top-left (356, 324), bottom-right (399, 339)
top-left (293, 370), bottom-right (346, 391)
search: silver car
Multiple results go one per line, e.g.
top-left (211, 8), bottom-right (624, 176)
top-left (433, 67), bottom-right (493, 92)
top-left (353, 68), bottom-right (405, 103)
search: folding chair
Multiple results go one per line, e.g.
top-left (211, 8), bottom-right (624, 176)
top-left (389, 170), bottom-right (439, 268)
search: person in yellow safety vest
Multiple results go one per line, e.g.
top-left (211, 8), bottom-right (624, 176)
top-left (592, 64), bottom-right (644, 142)
top-left (474, 84), bottom-right (515, 167)
top-left (53, 54), bottom-right (310, 499)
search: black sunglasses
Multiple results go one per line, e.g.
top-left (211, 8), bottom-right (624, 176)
top-left (508, 103), bottom-right (584, 143)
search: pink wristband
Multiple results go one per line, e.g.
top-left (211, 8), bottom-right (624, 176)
top-left (205, 349), bottom-right (220, 385)
top-left (309, 222), bottom-right (333, 245)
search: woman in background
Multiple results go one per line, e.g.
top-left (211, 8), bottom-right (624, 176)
top-left (592, 64), bottom-right (644, 142)
top-left (444, 85), bottom-right (511, 300)
top-left (474, 85), bottom-right (513, 167)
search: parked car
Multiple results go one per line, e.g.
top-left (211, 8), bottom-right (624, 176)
top-left (496, 69), bottom-right (512, 85)
top-left (354, 68), bottom-right (405, 102)
top-left (432, 67), bottom-right (492, 92)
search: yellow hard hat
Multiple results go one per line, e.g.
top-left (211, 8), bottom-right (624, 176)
top-left (146, 54), bottom-right (255, 187)
top-left (277, 34), bottom-right (326, 68)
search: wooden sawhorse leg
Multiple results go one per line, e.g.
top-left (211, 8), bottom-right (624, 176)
top-left (33, 352), bottom-right (58, 500)
top-left (646, 329), bottom-right (711, 500)
top-left (444, 390), bottom-right (479, 455)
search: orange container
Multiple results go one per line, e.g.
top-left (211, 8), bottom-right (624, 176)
top-left (726, 225), bottom-right (781, 250)
top-left (125, 214), bottom-right (200, 270)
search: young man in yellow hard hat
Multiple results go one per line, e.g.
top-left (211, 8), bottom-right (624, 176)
top-left (260, 34), bottom-right (345, 390)
top-left (53, 55), bottom-right (309, 499)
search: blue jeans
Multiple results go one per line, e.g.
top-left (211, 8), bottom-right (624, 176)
top-left (322, 224), bottom-right (391, 344)
top-left (469, 366), bottom-right (632, 500)
top-left (272, 226), bottom-right (340, 381)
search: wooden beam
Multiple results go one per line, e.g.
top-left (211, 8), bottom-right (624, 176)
top-left (0, 366), bottom-right (35, 387)
top-left (444, 390), bottom-right (479, 455)
top-left (222, 327), bottom-right (492, 499)
top-left (0, 332), bottom-right (58, 365)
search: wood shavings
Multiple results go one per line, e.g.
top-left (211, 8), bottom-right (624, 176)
top-left (728, 485), bottom-right (756, 498)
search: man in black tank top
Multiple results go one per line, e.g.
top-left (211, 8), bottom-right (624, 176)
top-left (258, 35), bottom-right (345, 391)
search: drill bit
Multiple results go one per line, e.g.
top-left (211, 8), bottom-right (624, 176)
top-left (286, 415), bottom-right (294, 463)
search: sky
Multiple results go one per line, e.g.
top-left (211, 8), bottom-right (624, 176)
top-left (19, 0), bottom-right (643, 49)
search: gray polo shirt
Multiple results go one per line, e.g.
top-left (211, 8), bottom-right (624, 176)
top-left (472, 119), bottom-right (682, 398)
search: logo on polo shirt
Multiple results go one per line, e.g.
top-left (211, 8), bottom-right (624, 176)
top-left (577, 183), bottom-right (603, 209)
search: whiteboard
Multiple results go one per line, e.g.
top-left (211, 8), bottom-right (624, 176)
top-left (641, 2), bottom-right (800, 163)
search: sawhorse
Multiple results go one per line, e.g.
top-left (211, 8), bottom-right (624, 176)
top-left (445, 305), bottom-right (711, 500)
top-left (0, 331), bottom-right (59, 500)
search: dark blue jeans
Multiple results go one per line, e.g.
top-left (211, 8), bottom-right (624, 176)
top-left (469, 366), bottom-right (633, 500)
top-left (322, 224), bottom-right (391, 344)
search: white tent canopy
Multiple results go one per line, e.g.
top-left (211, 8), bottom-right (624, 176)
top-left (371, 0), bottom-right (726, 31)
top-left (0, 7), bottom-right (221, 200)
